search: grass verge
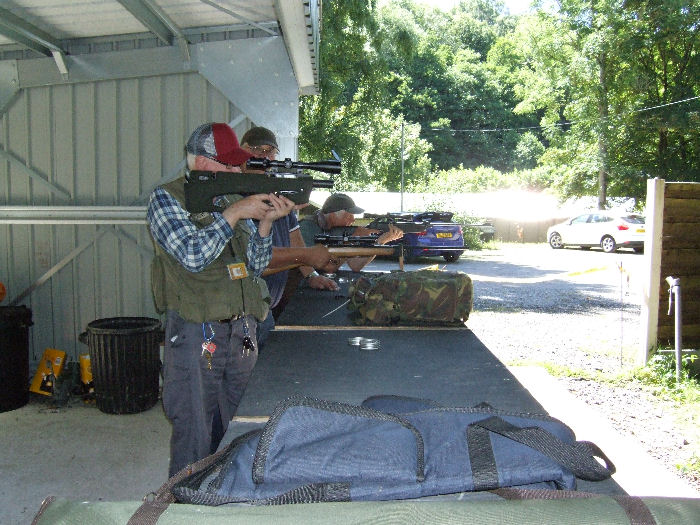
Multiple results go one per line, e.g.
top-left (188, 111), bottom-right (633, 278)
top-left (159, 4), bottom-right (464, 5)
top-left (510, 355), bottom-right (700, 481)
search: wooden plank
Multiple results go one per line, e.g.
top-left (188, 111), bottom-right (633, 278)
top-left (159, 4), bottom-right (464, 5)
top-left (660, 261), bottom-right (700, 274)
top-left (663, 198), bottom-right (700, 218)
top-left (275, 325), bottom-right (468, 331)
top-left (657, 308), bottom-right (700, 324)
top-left (659, 247), bottom-right (700, 265)
top-left (664, 213), bottom-right (700, 224)
top-left (656, 334), bottom-right (700, 348)
top-left (661, 237), bottom-right (700, 249)
top-left (662, 222), bottom-right (700, 239)
top-left (658, 323), bottom-right (700, 340)
top-left (665, 182), bottom-right (700, 199)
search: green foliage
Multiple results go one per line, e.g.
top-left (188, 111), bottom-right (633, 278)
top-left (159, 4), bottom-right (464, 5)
top-left (632, 353), bottom-right (700, 403)
top-left (300, 0), bottom-right (700, 203)
top-left (409, 164), bottom-right (554, 193)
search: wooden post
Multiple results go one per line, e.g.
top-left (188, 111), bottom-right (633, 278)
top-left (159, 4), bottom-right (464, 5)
top-left (640, 178), bottom-right (665, 365)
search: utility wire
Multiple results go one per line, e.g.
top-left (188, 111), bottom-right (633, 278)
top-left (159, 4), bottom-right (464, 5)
top-left (429, 95), bottom-right (700, 134)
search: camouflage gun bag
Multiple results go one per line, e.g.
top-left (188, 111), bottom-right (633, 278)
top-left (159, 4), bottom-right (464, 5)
top-left (165, 395), bottom-right (615, 506)
top-left (348, 269), bottom-right (473, 325)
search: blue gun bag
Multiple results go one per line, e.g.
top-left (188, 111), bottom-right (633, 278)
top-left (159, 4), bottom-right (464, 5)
top-left (171, 395), bottom-right (615, 506)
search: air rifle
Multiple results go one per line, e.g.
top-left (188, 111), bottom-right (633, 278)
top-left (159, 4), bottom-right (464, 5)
top-left (184, 157), bottom-right (339, 213)
top-left (312, 233), bottom-right (396, 258)
top-left (260, 234), bottom-right (395, 277)
top-left (363, 213), bottom-right (429, 234)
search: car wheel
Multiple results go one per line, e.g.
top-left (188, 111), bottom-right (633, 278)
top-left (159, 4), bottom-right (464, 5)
top-left (443, 252), bottom-right (462, 263)
top-left (549, 232), bottom-right (563, 249)
top-left (601, 235), bottom-right (617, 253)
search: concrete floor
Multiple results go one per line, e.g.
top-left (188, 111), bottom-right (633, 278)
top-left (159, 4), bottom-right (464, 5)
top-left (1, 397), bottom-right (170, 525)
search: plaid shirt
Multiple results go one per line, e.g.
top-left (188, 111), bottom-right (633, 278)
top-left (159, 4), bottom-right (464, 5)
top-left (147, 187), bottom-right (272, 275)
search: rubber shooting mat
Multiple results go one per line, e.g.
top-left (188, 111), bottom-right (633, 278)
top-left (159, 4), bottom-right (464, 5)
top-left (237, 328), bottom-right (541, 416)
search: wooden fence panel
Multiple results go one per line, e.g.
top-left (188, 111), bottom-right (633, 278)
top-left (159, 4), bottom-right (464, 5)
top-left (655, 181), bottom-right (700, 350)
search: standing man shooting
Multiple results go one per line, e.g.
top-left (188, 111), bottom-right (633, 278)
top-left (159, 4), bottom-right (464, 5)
top-left (147, 122), bottom-right (299, 476)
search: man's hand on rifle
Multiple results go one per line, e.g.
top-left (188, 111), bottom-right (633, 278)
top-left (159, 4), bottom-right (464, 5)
top-left (352, 224), bottom-right (404, 245)
top-left (306, 244), bottom-right (343, 274)
top-left (222, 194), bottom-right (303, 238)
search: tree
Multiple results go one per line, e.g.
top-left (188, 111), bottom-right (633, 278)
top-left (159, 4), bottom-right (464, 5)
top-left (299, 0), bottom-right (432, 190)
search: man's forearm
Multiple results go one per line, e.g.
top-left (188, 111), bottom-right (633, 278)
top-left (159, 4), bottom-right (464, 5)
top-left (268, 247), bottom-right (318, 268)
top-left (288, 229), bottom-right (313, 277)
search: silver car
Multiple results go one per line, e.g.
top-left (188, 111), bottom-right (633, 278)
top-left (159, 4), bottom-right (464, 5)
top-left (547, 212), bottom-right (645, 253)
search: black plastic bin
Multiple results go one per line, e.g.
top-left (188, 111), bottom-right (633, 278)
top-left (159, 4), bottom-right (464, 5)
top-left (83, 317), bottom-right (162, 414)
top-left (0, 306), bottom-right (33, 413)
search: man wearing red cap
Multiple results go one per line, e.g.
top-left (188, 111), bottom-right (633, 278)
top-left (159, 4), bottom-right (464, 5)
top-left (147, 122), bottom-right (302, 476)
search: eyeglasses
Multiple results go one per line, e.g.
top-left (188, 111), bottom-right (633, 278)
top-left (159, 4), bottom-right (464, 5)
top-left (248, 145), bottom-right (279, 158)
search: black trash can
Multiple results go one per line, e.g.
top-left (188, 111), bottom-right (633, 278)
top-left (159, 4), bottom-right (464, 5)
top-left (0, 306), bottom-right (33, 413)
top-left (84, 317), bottom-right (162, 414)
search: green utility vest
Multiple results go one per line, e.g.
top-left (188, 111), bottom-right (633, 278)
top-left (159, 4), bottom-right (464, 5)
top-left (149, 177), bottom-right (270, 324)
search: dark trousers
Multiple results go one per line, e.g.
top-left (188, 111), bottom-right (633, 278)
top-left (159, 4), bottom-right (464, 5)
top-left (162, 310), bottom-right (258, 477)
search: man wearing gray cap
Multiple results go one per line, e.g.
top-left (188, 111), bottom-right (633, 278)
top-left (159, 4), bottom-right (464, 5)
top-left (299, 193), bottom-right (404, 273)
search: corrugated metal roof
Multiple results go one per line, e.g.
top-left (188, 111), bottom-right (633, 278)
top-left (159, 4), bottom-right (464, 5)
top-left (0, 1), bottom-right (276, 43)
top-left (0, 0), bottom-right (319, 91)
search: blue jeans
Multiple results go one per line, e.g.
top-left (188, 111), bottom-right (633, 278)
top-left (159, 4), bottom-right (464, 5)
top-left (162, 310), bottom-right (258, 477)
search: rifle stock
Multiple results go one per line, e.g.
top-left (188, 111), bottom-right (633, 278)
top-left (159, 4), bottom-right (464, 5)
top-left (184, 157), bottom-right (339, 213)
top-left (261, 246), bottom-right (395, 277)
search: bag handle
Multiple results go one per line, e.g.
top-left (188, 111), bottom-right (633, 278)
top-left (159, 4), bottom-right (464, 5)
top-left (467, 416), bottom-right (616, 491)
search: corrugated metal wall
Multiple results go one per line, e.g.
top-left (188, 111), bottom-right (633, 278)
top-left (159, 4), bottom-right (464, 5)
top-left (0, 72), bottom-right (251, 362)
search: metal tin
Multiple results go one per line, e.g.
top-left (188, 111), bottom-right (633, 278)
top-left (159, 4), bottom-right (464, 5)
top-left (359, 338), bottom-right (380, 351)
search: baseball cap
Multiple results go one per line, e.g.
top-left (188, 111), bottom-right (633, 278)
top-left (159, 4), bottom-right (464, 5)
top-left (186, 122), bottom-right (253, 166)
top-left (240, 126), bottom-right (279, 149)
top-left (321, 193), bottom-right (364, 214)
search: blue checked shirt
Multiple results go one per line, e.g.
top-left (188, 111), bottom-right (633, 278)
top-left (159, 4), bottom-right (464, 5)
top-left (147, 187), bottom-right (272, 275)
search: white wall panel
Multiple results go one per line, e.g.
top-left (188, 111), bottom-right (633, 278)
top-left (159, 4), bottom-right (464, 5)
top-left (0, 71), bottom-right (251, 362)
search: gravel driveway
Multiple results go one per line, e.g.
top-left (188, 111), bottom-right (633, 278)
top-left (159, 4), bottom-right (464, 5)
top-left (368, 243), bottom-right (699, 494)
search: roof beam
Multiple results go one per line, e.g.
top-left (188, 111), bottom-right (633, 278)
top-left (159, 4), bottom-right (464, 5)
top-left (200, 0), bottom-right (278, 36)
top-left (0, 7), bottom-right (71, 78)
top-left (117, 0), bottom-right (192, 61)
top-left (116, 0), bottom-right (175, 46)
top-left (0, 7), bottom-right (65, 57)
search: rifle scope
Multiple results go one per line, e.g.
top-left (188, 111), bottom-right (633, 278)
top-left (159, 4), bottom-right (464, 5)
top-left (246, 157), bottom-right (342, 175)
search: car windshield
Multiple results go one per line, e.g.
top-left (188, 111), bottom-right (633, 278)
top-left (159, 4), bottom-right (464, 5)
top-left (622, 215), bottom-right (645, 224)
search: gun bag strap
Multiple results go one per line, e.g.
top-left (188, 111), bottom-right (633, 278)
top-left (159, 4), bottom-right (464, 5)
top-left (127, 439), bottom-right (235, 525)
top-left (467, 416), bottom-right (616, 491)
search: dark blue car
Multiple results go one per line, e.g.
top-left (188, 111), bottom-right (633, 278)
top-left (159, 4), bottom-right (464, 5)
top-left (368, 211), bottom-right (465, 263)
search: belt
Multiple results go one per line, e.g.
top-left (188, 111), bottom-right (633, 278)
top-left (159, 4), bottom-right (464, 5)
top-left (215, 315), bottom-right (243, 324)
